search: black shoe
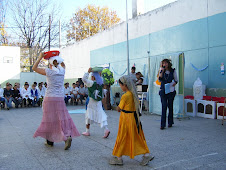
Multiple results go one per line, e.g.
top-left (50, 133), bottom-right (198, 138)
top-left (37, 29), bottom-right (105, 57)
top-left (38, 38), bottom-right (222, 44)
top-left (7, 107), bottom-right (9, 110)
top-left (160, 127), bottom-right (165, 130)
top-left (168, 124), bottom-right (172, 128)
top-left (45, 140), bottom-right (54, 146)
top-left (75, 102), bottom-right (78, 105)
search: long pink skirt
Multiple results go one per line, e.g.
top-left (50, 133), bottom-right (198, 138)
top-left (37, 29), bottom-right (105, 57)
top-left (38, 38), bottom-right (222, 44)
top-left (33, 97), bottom-right (80, 142)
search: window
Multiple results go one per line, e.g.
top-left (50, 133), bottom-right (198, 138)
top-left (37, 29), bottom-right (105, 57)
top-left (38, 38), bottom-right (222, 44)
top-left (3, 56), bottom-right (13, 63)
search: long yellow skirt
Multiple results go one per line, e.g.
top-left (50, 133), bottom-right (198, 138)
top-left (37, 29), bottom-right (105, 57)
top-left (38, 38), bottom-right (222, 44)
top-left (112, 111), bottom-right (150, 159)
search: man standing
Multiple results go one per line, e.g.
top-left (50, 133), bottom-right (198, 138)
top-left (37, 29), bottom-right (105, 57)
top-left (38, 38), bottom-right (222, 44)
top-left (130, 66), bottom-right (137, 83)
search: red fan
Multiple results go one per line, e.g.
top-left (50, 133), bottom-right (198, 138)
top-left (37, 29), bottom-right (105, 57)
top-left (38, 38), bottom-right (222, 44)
top-left (44, 50), bottom-right (60, 60)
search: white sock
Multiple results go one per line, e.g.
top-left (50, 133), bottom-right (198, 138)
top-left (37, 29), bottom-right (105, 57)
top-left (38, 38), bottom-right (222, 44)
top-left (144, 153), bottom-right (150, 157)
top-left (86, 128), bottom-right (90, 133)
top-left (104, 125), bottom-right (109, 131)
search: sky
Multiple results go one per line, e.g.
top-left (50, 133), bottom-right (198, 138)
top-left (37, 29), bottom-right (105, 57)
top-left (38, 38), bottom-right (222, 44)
top-left (58, 0), bottom-right (177, 22)
top-left (4, 0), bottom-right (177, 47)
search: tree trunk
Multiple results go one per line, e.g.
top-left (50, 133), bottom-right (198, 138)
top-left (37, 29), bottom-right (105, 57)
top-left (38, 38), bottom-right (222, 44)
top-left (103, 85), bottom-right (111, 110)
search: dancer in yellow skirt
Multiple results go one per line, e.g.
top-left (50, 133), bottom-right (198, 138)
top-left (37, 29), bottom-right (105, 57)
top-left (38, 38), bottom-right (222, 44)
top-left (109, 75), bottom-right (154, 166)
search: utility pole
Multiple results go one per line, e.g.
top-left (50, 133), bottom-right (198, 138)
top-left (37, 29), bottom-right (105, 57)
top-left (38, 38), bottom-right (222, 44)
top-left (126, 0), bottom-right (130, 75)
top-left (59, 20), bottom-right (61, 49)
top-left (48, 15), bottom-right (51, 51)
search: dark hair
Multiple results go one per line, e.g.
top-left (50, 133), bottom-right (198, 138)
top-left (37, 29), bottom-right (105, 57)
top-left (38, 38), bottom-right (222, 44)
top-left (131, 66), bottom-right (136, 71)
top-left (136, 72), bottom-right (143, 77)
top-left (162, 59), bottom-right (172, 71)
top-left (118, 79), bottom-right (123, 85)
top-left (72, 83), bottom-right (76, 85)
top-left (38, 83), bottom-right (42, 86)
top-left (33, 82), bottom-right (37, 85)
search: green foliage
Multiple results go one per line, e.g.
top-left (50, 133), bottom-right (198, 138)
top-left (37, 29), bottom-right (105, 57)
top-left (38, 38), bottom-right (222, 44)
top-left (102, 69), bottom-right (114, 85)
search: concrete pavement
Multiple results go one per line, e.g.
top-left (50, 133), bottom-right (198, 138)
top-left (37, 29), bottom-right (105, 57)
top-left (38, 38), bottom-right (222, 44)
top-left (0, 105), bottom-right (226, 170)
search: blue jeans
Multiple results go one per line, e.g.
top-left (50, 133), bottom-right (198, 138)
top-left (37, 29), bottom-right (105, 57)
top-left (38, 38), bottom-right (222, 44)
top-left (5, 97), bottom-right (13, 108)
top-left (85, 97), bottom-right (89, 110)
top-left (64, 96), bottom-right (71, 104)
top-left (32, 97), bottom-right (39, 106)
top-left (12, 98), bottom-right (22, 107)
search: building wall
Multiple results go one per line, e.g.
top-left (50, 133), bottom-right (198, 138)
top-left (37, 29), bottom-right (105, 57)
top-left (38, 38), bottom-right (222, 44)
top-left (0, 46), bottom-right (20, 87)
top-left (61, 0), bottom-right (226, 114)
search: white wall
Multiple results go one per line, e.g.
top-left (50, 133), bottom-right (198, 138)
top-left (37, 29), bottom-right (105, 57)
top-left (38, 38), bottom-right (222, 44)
top-left (61, 0), bottom-right (226, 79)
top-left (0, 46), bottom-right (20, 83)
top-left (20, 72), bottom-right (46, 87)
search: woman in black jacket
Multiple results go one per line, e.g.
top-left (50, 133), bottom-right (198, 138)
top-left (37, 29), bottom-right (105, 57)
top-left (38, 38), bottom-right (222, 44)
top-left (158, 59), bottom-right (178, 130)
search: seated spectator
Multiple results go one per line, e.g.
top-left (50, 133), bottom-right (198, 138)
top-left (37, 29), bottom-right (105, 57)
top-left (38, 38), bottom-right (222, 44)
top-left (0, 84), bottom-right (5, 108)
top-left (4, 84), bottom-right (13, 110)
top-left (136, 72), bottom-right (144, 85)
top-left (67, 82), bottom-right (72, 91)
top-left (76, 81), bottom-right (80, 87)
top-left (15, 82), bottom-right (22, 92)
top-left (44, 82), bottom-right (47, 89)
top-left (12, 85), bottom-right (22, 108)
top-left (78, 83), bottom-right (87, 105)
top-left (71, 83), bottom-right (79, 105)
top-left (37, 83), bottom-right (45, 106)
top-left (21, 83), bottom-right (32, 107)
top-left (31, 84), bottom-right (39, 107)
top-left (64, 83), bottom-right (71, 105)
top-left (33, 82), bottom-right (38, 89)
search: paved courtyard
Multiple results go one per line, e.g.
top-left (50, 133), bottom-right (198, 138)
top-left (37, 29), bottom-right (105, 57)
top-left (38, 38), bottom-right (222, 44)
top-left (0, 105), bottom-right (226, 170)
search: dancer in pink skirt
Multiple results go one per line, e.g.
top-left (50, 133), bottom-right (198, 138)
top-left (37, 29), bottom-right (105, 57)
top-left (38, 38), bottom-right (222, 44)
top-left (33, 52), bottom-right (80, 150)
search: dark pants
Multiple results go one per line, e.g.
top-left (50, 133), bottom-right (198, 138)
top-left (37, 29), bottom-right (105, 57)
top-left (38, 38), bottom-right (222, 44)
top-left (64, 96), bottom-right (71, 104)
top-left (80, 94), bottom-right (88, 104)
top-left (13, 98), bottom-right (22, 108)
top-left (160, 91), bottom-right (176, 128)
top-left (23, 98), bottom-right (32, 106)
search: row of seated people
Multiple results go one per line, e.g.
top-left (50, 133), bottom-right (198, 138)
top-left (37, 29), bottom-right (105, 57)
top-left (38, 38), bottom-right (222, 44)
top-left (64, 82), bottom-right (88, 105)
top-left (0, 82), bottom-right (46, 110)
top-left (0, 81), bottom-right (89, 110)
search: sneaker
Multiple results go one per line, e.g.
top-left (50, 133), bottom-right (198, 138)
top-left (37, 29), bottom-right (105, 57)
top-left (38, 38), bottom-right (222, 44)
top-left (82, 132), bottom-right (90, 136)
top-left (109, 157), bottom-right (123, 165)
top-left (64, 137), bottom-right (72, 150)
top-left (103, 130), bottom-right (110, 138)
top-left (140, 155), bottom-right (155, 166)
top-left (45, 140), bottom-right (54, 147)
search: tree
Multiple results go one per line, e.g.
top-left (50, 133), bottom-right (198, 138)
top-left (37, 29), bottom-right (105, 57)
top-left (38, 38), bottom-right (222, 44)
top-left (67, 5), bottom-right (121, 43)
top-left (9, 0), bottom-right (62, 72)
top-left (0, 0), bottom-right (9, 45)
top-left (102, 69), bottom-right (114, 110)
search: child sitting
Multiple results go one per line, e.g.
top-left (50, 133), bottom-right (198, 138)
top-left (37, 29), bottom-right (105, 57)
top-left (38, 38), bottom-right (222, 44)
top-left (70, 83), bottom-right (79, 105)
top-left (21, 83), bottom-right (32, 107)
top-left (4, 84), bottom-right (13, 110)
top-left (37, 83), bottom-right (45, 106)
top-left (0, 84), bottom-right (5, 108)
top-left (31, 84), bottom-right (39, 107)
